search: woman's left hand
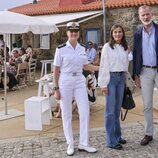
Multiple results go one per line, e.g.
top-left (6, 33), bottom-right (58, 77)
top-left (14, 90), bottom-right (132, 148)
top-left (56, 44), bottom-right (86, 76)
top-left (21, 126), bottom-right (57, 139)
top-left (101, 87), bottom-right (108, 95)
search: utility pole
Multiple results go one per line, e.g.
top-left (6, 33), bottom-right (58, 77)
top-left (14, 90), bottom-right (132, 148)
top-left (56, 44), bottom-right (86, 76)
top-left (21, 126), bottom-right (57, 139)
top-left (102, 0), bottom-right (106, 44)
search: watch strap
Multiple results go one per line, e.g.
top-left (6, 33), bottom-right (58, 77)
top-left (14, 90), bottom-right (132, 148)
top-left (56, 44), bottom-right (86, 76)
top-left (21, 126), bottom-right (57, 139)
top-left (53, 86), bottom-right (59, 91)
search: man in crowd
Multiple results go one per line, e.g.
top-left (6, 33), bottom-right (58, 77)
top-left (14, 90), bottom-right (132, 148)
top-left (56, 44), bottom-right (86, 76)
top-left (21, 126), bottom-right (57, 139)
top-left (86, 41), bottom-right (97, 63)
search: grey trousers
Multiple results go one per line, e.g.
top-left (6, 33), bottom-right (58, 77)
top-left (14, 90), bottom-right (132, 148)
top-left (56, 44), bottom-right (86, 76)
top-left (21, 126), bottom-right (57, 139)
top-left (140, 67), bottom-right (158, 136)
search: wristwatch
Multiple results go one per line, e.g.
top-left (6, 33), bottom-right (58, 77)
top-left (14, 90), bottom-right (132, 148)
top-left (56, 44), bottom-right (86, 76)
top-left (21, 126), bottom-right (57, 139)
top-left (53, 86), bottom-right (59, 91)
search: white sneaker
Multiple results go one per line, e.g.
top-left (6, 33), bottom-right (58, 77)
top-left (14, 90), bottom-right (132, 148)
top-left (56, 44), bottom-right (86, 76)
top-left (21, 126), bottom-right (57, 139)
top-left (78, 144), bottom-right (97, 153)
top-left (67, 144), bottom-right (74, 156)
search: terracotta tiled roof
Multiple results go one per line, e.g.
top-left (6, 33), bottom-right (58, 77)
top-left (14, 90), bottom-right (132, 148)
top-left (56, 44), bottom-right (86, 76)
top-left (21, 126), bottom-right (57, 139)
top-left (106, 0), bottom-right (158, 8)
top-left (9, 0), bottom-right (158, 16)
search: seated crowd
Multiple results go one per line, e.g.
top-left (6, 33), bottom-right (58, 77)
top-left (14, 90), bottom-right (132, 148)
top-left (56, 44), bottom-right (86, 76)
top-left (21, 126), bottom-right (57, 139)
top-left (0, 43), bottom-right (36, 91)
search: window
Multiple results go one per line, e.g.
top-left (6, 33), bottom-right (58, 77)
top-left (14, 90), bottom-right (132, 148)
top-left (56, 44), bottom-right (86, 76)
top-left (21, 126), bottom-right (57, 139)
top-left (40, 34), bottom-right (50, 49)
top-left (33, 34), bottom-right (50, 49)
top-left (33, 34), bottom-right (40, 48)
top-left (85, 28), bottom-right (100, 46)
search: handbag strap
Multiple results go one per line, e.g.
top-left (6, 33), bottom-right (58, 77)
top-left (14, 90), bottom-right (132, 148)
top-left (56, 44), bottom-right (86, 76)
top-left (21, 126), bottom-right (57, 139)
top-left (121, 109), bottom-right (129, 121)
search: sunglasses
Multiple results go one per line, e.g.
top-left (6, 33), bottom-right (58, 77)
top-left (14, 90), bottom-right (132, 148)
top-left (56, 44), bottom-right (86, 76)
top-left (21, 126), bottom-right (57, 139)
top-left (69, 30), bottom-right (79, 33)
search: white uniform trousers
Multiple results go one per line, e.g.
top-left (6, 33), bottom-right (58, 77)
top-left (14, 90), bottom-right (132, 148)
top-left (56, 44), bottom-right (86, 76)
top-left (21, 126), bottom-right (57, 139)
top-left (140, 67), bottom-right (158, 135)
top-left (59, 73), bottom-right (90, 146)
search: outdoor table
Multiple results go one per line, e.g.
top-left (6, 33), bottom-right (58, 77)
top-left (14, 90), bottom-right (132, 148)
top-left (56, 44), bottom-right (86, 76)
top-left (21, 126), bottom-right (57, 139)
top-left (40, 59), bottom-right (53, 77)
top-left (36, 74), bottom-right (55, 120)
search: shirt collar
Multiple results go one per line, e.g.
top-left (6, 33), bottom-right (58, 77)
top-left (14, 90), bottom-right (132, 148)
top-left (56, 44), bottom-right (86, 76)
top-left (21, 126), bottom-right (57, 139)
top-left (66, 41), bottom-right (80, 49)
top-left (143, 22), bottom-right (155, 34)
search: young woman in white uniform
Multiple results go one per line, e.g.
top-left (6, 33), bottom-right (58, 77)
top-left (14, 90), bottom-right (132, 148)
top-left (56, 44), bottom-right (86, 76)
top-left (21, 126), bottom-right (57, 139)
top-left (53, 22), bottom-right (99, 156)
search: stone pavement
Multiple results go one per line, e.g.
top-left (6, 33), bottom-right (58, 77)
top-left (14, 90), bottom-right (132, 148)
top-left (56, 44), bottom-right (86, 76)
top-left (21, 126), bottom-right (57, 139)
top-left (0, 73), bottom-right (158, 157)
top-left (0, 121), bottom-right (158, 158)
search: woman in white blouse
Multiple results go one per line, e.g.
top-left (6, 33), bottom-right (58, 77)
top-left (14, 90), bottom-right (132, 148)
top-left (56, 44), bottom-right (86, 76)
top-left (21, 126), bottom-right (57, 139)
top-left (98, 24), bottom-right (129, 150)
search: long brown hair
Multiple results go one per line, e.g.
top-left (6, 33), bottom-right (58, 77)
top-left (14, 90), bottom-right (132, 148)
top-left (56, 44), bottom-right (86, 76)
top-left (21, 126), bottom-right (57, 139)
top-left (109, 24), bottom-right (128, 51)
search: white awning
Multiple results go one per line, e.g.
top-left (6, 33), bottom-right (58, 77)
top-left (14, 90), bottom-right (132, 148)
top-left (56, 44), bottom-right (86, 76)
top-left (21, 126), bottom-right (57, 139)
top-left (34, 11), bottom-right (102, 27)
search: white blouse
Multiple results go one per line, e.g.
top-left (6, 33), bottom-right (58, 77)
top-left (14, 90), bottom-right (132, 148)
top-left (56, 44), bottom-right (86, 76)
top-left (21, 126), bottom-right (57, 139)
top-left (98, 43), bottom-right (128, 88)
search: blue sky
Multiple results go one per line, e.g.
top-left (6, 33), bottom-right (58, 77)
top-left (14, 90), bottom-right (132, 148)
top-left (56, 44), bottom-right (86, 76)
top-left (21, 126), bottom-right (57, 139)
top-left (0, 0), bottom-right (33, 11)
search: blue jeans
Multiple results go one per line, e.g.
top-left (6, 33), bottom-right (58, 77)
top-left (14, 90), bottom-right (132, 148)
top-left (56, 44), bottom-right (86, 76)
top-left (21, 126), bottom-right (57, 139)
top-left (105, 72), bottom-right (125, 147)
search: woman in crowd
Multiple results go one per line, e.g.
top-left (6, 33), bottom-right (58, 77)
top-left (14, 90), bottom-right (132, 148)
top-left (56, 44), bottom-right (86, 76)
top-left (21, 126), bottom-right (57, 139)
top-left (25, 45), bottom-right (33, 62)
top-left (98, 24), bottom-right (129, 150)
top-left (19, 47), bottom-right (27, 62)
top-left (0, 53), bottom-right (18, 91)
top-left (8, 49), bottom-right (22, 76)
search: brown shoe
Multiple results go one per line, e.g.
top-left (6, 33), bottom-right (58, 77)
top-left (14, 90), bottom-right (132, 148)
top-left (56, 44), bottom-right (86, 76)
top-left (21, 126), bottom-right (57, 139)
top-left (140, 135), bottom-right (153, 146)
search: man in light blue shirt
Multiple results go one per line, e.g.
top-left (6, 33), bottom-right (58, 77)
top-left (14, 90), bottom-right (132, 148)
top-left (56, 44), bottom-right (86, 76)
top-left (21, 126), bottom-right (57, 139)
top-left (142, 23), bottom-right (156, 66)
top-left (133, 5), bottom-right (158, 146)
top-left (86, 41), bottom-right (97, 63)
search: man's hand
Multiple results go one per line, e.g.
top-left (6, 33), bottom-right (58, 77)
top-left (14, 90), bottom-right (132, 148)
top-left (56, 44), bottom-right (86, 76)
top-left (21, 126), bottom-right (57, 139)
top-left (101, 87), bottom-right (108, 95)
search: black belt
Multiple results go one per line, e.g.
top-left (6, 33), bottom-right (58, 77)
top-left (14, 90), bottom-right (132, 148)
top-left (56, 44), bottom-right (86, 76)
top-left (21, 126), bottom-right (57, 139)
top-left (110, 71), bottom-right (124, 74)
top-left (110, 71), bottom-right (124, 73)
top-left (143, 65), bottom-right (157, 69)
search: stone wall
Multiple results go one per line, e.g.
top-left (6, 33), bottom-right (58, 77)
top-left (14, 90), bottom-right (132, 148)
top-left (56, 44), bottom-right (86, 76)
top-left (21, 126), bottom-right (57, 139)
top-left (106, 7), bottom-right (139, 46)
top-left (152, 6), bottom-right (158, 22)
top-left (80, 15), bottom-right (103, 44)
top-left (22, 5), bottom-right (158, 68)
top-left (106, 5), bottom-right (158, 45)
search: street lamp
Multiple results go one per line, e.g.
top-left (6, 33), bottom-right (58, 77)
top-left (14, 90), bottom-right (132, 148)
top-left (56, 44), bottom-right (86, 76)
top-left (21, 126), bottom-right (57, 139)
top-left (102, 0), bottom-right (106, 44)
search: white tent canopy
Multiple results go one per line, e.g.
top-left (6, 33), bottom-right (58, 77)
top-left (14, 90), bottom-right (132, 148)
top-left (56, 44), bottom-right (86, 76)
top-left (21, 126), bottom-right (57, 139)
top-left (0, 11), bottom-right (59, 34)
top-left (0, 10), bottom-right (58, 117)
top-left (34, 11), bottom-right (103, 26)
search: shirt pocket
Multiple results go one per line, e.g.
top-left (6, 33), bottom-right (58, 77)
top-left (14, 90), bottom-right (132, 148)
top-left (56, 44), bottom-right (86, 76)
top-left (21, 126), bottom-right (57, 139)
top-left (78, 53), bottom-right (88, 64)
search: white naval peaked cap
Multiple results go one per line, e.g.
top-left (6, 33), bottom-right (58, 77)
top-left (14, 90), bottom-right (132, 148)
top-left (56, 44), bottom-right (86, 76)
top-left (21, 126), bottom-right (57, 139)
top-left (66, 22), bottom-right (80, 30)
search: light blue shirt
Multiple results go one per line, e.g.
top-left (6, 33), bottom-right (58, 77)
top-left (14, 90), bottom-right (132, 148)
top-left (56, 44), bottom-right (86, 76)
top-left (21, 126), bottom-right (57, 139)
top-left (86, 47), bottom-right (97, 63)
top-left (142, 23), bottom-right (156, 66)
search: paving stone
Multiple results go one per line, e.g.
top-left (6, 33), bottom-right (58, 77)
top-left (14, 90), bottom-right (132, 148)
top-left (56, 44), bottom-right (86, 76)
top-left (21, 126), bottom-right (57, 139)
top-left (0, 122), bottom-right (158, 157)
